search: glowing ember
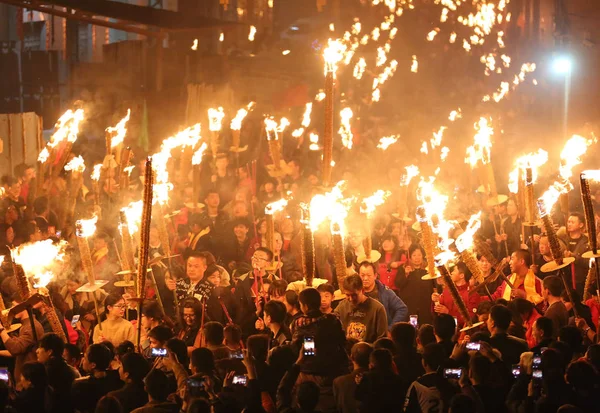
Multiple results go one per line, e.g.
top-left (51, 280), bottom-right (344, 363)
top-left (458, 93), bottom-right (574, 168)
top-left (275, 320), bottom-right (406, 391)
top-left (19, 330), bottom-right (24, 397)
top-left (265, 199), bottom-right (288, 215)
top-left (76, 216), bottom-right (98, 238)
top-left (309, 133), bottom-right (320, 151)
top-left (430, 126), bottom-right (447, 149)
top-left (411, 55), bottom-right (418, 73)
top-left (208, 107), bottom-right (225, 132)
top-left (191, 39), bottom-right (198, 50)
top-left (441, 147), bottom-right (450, 161)
top-left (448, 109), bottom-right (462, 121)
top-left (38, 147), bottom-right (50, 163)
top-left (427, 28), bottom-right (439, 41)
top-left (377, 135), bottom-right (399, 150)
top-left (455, 212), bottom-right (482, 252)
top-left (121, 201), bottom-right (143, 234)
top-left (315, 91), bottom-right (326, 101)
top-left (248, 26), bottom-right (257, 41)
top-left (302, 103), bottom-right (313, 128)
top-left (64, 155), bottom-right (86, 173)
top-left (354, 57), bottom-right (367, 79)
top-left (360, 190), bottom-right (391, 218)
top-left (465, 117), bottom-right (493, 168)
top-left (282, 50), bottom-right (290, 55)
top-left (449, 32), bottom-right (457, 43)
top-left (192, 142), bottom-right (209, 165)
top-left (507, 149), bottom-right (548, 193)
top-left (339, 108), bottom-right (353, 149)
top-left (107, 109), bottom-right (131, 148)
top-left (219, 32), bottom-right (224, 42)
top-left (91, 164), bottom-right (102, 181)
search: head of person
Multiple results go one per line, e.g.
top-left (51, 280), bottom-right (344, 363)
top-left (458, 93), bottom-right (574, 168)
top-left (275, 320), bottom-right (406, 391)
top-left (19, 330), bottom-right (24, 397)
top-left (317, 283), bottom-right (335, 311)
top-left (284, 290), bottom-right (301, 314)
top-left (390, 322), bottom-right (416, 351)
top-left (142, 300), bottom-right (165, 330)
top-left (268, 279), bottom-right (288, 302)
top-left (478, 254), bottom-right (492, 274)
top-left (36, 333), bottom-right (65, 364)
top-left (422, 343), bottom-right (446, 373)
top-left (585, 344), bottom-right (600, 372)
top-left (449, 394), bottom-right (477, 413)
top-left (15, 163), bottom-right (34, 184)
top-left (409, 244), bottom-right (425, 267)
top-left (148, 325), bottom-right (173, 349)
top-left (190, 347), bottom-right (215, 374)
top-left (20, 362), bottom-right (47, 390)
top-left (63, 343), bottom-right (82, 368)
top-left (567, 213), bottom-right (585, 235)
top-left (342, 274), bottom-right (366, 308)
top-left (119, 352), bottom-right (150, 383)
top-left (541, 347), bottom-right (567, 382)
top-left (105, 293), bottom-right (126, 319)
top-left (417, 324), bottom-right (436, 350)
top-left (251, 247), bottom-right (273, 271)
top-left (532, 316), bottom-right (553, 344)
top-left (542, 275), bottom-right (563, 300)
top-left (144, 369), bottom-right (171, 402)
top-left (232, 200), bottom-right (249, 218)
top-left (93, 232), bottom-right (110, 251)
top-left (358, 261), bottom-right (377, 292)
top-left (558, 326), bottom-right (583, 355)
top-left (181, 298), bottom-right (203, 327)
top-left (204, 190), bottom-right (220, 209)
top-left (468, 352), bottom-right (492, 385)
top-left (166, 338), bottom-right (189, 367)
top-left (539, 235), bottom-right (551, 256)
top-left (82, 343), bottom-right (112, 373)
top-left (115, 341), bottom-right (135, 361)
top-left (223, 324), bottom-right (242, 347)
top-left (273, 231), bottom-right (284, 254)
top-left (298, 288), bottom-right (321, 315)
top-left (566, 359), bottom-right (598, 394)
top-left (188, 213), bottom-right (206, 234)
top-left (450, 262), bottom-right (471, 286)
top-left (203, 264), bottom-right (221, 287)
top-left (95, 396), bottom-right (125, 413)
top-left (373, 337), bottom-right (396, 353)
top-left (247, 334), bottom-right (269, 363)
top-left (509, 249), bottom-right (531, 273)
top-left (506, 198), bottom-right (518, 216)
top-left (350, 342), bottom-right (373, 371)
top-left (232, 218), bottom-right (250, 240)
top-left (203, 321), bottom-right (224, 347)
top-left (186, 251), bottom-right (210, 282)
top-left (433, 313), bottom-right (456, 342)
top-left (297, 381), bottom-right (320, 412)
top-left (264, 300), bottom-right (287, 328)
top-left (380, 234), bottom-right (398, 253)
top-left (487, 304), bottom-right (512, 334)
top-left (369, 348), bottom-right (394, 371)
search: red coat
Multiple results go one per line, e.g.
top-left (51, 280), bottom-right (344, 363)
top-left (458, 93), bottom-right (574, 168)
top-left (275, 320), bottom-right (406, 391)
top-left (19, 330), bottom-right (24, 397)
top-left (438, 283), bottom-right (481, 327)
top-left (524, 310), bottom-right (541, 348)
top-left (585, 298), bottom-right (600, 330)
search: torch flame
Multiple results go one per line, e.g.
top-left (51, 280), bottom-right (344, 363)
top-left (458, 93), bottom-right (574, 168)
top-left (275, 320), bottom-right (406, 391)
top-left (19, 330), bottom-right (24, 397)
top-left (435, 250), bottom-right (456, 266)
top-left (192, 142), bottom-right (209, 166)
top-left (323, 39), bottom-right (347, 74)
top-left (11, 239), bottom-right (68, 284)
top-left (208, 107), bottom-right (225, 132)
top-left (107, 109), bottom-right (131, 148)
top-left (230, 108), bottom-right (249, 131)
top-left (402, 165), bottom-right (420, 186)
top-left (377, 135), bottom-right (399, 150)
top-left (38, 147), bottom-right (50, 163)
top-left (559, 134), bottom-right (597, 181)
top-left (33, 271), bottom-right (55, 289)
top-left (360, 190), bottom-right (391, 218)
top-left (309, 181), bottom-right (351, 232)
top-left (121, 201), bottom-right (143, 234)
top-left (339, 107), bottom-right (353, 149)
top-left (64, 155), bottom-right (86, 173)
top-left (455, 212), bottom-right (482, 252)
top-left (465, 117), bottom-right (493, 168)
top-left (507, 149), bottom-right (548, 193)
top-left (582, 170), bottom-right (600, 181)
top-left (265, 199), bottom-right (288, 215)
top-left (302, 103), bottom-right (313, 128)
top-left (248, 26), bottom-right (257, 41)
top-left (309, 133), bottom-right (320, 151)
top-left (76, 216), bottom-right (98, 238)
top-left (47, 109), bottom-right (85, 147)
top-left (264, 117), bottom-right (289, 141)
top-left (91, 164), bottom-right (102, 181)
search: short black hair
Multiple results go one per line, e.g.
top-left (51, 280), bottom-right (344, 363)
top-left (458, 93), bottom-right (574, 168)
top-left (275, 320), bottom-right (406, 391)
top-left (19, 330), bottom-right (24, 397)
top-left (224, 324), bottom-right (242, 344)
top-left (86, 343), bottom-right (113, 371)
top-left (21, 362), bottom-right (47, 388)
top-left (264, 300), bottom-right (287, 324)
top-left (566, 360), bottom-right (597, 392)
top-left (559, 326), bottom-right (583, 353)
top-left (455, 262), bottom-right (472, 282)
top-left (64, 343), bottom-right (82, 362)
top-left (373, 338), bottom-right (396, 353)
top-left (190, 347), bottom-right (215, 372)
top-left (422, 343), bottom-right (446, 370)
top-left (390, 322), bottom-right (416, 349)
top-left (285, 290), bottom-right (300, 310)
top-left (370, 348), bottom-right (394, 370)
top-left (569, 212), bottom-right (586, 227)
top-left (269, 279), bottom-right (288, 298)
top-left (351, 342), bottom-right (373, 369)
top-left (255, 247), bottom-right (274, 262)
top-left (122, 352), bottom-right (150, 382)
top-left (358, 261), bottom-right (377, 275)
top-left (543, 275), bottom-right (563, 297)
top-left (534, 317), bottom-right (553, 339)
top-left (144, 369), bottom-right (171, 401)
top-left (298, 288), bottom-right (321, 312)
top-left (469, 353), bottom-right (491, 383)
top-left (433, 314), bottom-right (456, 341)
top-left (514, 249), bottom-right (532, 268)
top-left (203, 321), bottom-right (224, 346)
top-left (231, 218), bottom-right (251, 230)
top-left (148, 325), bottom-right (174, 345)
top-left (418, 324), bottom-right (436, 347)
top-left (33, 196), bottom-right (49, 215)
top-left (142, 300), bottom-right (165, 320)
top-left (166, 338), bottom-right (189, 367)
top-left (342, 274), bottom-right (363, 292)
top-left (247, 334), bottom-right (270, 363)
top-left (489, 304), bottom-right (512, 331)
top-left (316, 283), bottom-right (335, 295)
top-left (39, 333), bottom-right (65, 357)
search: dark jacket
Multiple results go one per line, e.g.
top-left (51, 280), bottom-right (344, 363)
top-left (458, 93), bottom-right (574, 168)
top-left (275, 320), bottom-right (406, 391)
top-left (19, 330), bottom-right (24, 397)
top-left (333, 369), bottom-right (366, 413)
top-left (374, 279), bottom-right (408, 327)
top-left (71, 370), bottom-right (123, 413)
top-left (489, 332), bottom-right (529, 366)
top-left (107, 381), bottom-right (148, 413)
top-left (396, 267), bottom-right (435, 326)
top-left (233, 271), bottom-right (276, 337)
top-left (355, 369), bottom-right (407, 413)
top-left (11, 386), bottom-right (51, 413)
top-left (130, 401), bottom-right (180, 413)
top-left (394, 349), bottom-right (425, 385)
top-left (45, 356), bottom-right (77, 413)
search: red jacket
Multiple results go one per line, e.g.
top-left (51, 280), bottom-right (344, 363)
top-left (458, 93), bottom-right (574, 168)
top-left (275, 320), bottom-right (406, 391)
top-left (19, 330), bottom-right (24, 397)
top-left (585, 298), bottom-right (600, 330)
top-left (524, 310), bottom-right (541, 348)
top-left (438, 283), bottom-right (480, 327)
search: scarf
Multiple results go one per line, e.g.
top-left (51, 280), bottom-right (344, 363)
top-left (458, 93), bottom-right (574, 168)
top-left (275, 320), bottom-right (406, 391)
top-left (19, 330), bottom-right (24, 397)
top-left (502, 270), bottom-right (537, 301)
top-left (189, 227), bottom-right (210, 250)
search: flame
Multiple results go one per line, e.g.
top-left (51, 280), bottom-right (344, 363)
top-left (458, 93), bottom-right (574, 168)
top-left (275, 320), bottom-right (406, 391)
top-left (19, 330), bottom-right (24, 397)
top-left (219, 32), bottom-right (224, 42)
top-left (430, 126), bottom-right (447, 149)
top-left (465, 117), bottom-right (493, 168)
top-left (76, 216), bottom-right (98, 238)
top-left (376, 46), bottom-right (387, 67)
top-left (435, 250), bottom-right (456, 266)
top-left (411, 55), bottom-right (418, 73)
top-left (315, 91), bottom-right (326, 101)
top-left (248, 26), bottom-right (257, 41)
top-left (265, 199), bottom-right (288, 215)
top-left (323, 39), bottom-right (347, 74)
top-left (192, 142), bottom-right (209, 165)
top-left (208, 107), bottom-right (225, 132)
top-left (121, 201), bottom-right (143, 234)
top-left (559, 134), bottom-right (597, 181)
top-left (377, 135), bottom-right (399, 150)
top-left (34, 271), bottom-right (55, 288)
top-left (449, 32), bottom-right (457, 43)
top-left (507, 149), bottom-right (548, 193)
top-left (91, 164), bottom-right (103, 181)
top-left (360, 190), bottom-right (391, 218)
top-left (402, 165), bottom-right (420, 186)
top-left (64, 155), bottom-right (86, 173)
top-left (427, 28), bottom-right (439, 41)
top-left (38, 147), bottom-right (50, 163)
top-left (230, 108), bottom-right (249, 131)
top-left (339, 108), bottom-right (353, 149)
top-left (448, 109), bottom-right (462, 121)
top-left (582, 170), bottom-right (600, 181)
top-left (329, 23), bottom-right (335, 32)
top-left (455, 212), bottom-right (482, 252)
top-left (309, 133), bottom-right (320, 151)
top-left (417, 177), bottom-right (454, 250)
top-left (107, 109), bottom-right (131, 148)
top-left (191, 39), bottom-right (198, 50)
top-left (441, 147), bottom-right (450, 161)
top-left (309, 181), bottom-right (351, 232)
top-left (302, 103), bottom-right (313, 128)
top-left (11, 240), bottom-right (68, 285)
top-left (264, 117), bottom-right (289, 140)
top-left (47, 109), bottom-right (85, 148)
top-left (353, 57), bottom-right (367, 79)
top-left (123, 165), bottom-right (135, 176)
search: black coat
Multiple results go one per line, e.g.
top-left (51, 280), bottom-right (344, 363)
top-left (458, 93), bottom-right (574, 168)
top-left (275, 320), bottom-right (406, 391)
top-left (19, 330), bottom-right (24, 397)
top-left (107, 381), bottom-right (148, 413)
top-left (396, 267), bottom-right (435, 326)
top-left (45, 356), bottom-right (77, 413)
top-left (489, 332), bottom-right (529, 366)
top-left (71, 370), bottom-right (123, 413)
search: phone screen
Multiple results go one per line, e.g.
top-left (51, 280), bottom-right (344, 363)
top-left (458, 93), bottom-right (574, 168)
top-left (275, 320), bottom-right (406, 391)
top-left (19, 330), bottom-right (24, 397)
top-left (232, 375), bottom-right (247, 385)
top-left (229, 349), bottom-right (244, 360)
top-left (0, 368), bottom-right (9, 383)
top-left (511, 365), bottom-right (521, 378)
top-left (443, 368), bottom-right (462, 379)
top-left (151, 348), bottom-right (168, 357)
top-left (466, 342), bottom-right (481, 351)
top-left (532, 369), bottom-right (543, 379)
top-left (453, 317), bottom-right (458, 329)
top-left (71, 315), bottom-right (80, 327)
top-left (409, 315), bottom-right (418, 328)
top-left (303, 336), bottom-right (315, 356)
top-left (532, 355), bottom-right (541, 368)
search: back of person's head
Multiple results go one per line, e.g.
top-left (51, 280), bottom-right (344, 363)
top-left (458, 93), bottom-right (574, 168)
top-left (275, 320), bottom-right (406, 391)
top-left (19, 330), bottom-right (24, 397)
top-left (267, 345), bottom-right (296, 374)
top-left (285, 289), bottom-right (300, 311)
top-left (390, 322), bottom-right (416, 350)
top-left (535, 317), bottom-right (554, 339)
top-left (269, 279), bottom-right (288, 298)
top-left (87, 343), bottom-right (113, 371)
top-left (33, 196), bottom-right (49, 215)
top-left (548, 341), bottom-right (572, 368)
top-left (264, 300), bottom-right (287, 325)
top-left (369, 348), bottom-right (394, 371)
top-left (64, 343), bottom-right (82, 363)
top-left (510, 297), bottom-right (535, 317)
top-left (95, 395), bottom-right (125, 413)
top-left (422, 343), bottom-right (446, 371)
top-left (543, 276), bottom-right (563, 297)
top-left (433, 314), bottom-right (456, 341)
top-left (469, 331), bottom-right (491, 344)
top-left (449, 394), bottom-right (476, 413)
top-left (469, 353), bottom-right (492, 384)
top-left (186, 397), bottom-right (211, 413)
top-left (350, 342), bottom-right (373, 370)
top-left (247, 334), bottom-right (269, 363)
top-left (166, 338), bottom-right (189, 367)
top-left (115, 340), bottom-right (135, 360)
top-left (418, 324), bottom-right (436, 347)
top-left (190, 347), bottom-right (215, 373)
top-left (142, 300), bottom-right (165, 321)
top-left (39, 332), bottom-right (65, 357)
top-left (373, 337), bottom-right (396, 353)
top-left (557, 405), bottom-right (584, 413)
top-left (586, 344), bottom-right (600, 371)
top-left (542, 347), bottom-right (567, 380)
top-left (297, 381), bottom-right (320, 412)
top-left (223, 324), bottom-right (242, 345)
top-left (489, 304), bottom-right (512, 331)
top-left (203, 321), bottom-right (224, 346)
top-left (144, 369), bottom-right (171, 402)
top-left (559, 326), bottom-right (583, 354)
top-left (298, 288), bottom-right (321, 312)
top-left (22, 362), bottom-right (47, 388)
top-left (566, 360), bottom-right (598, 393)
top-left (148, 325), bottom-right (174, 346)
top-left (121, 352), bottom-right (150, 382)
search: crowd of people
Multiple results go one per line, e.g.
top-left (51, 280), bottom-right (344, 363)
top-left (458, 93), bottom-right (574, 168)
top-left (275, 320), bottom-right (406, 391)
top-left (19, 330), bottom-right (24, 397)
top-left (0, 147), bottom-right (599, 413)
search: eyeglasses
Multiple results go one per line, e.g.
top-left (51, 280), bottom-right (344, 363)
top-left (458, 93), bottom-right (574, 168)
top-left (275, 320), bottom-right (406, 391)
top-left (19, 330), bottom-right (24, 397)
top-left (252, 256), bottom-right (267, 262)
top-left (113, 304), bottom-right (126, 309)
top-left (183, 314), bottom-right (196, 319)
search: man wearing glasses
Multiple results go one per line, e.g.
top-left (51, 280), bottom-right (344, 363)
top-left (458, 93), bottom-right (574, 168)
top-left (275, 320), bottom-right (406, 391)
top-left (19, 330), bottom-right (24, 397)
top-left (234, 247), bottom-right (278, 337)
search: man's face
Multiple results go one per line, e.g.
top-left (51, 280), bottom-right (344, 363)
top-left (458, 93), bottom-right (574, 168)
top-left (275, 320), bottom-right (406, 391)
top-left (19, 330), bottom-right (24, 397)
top-left (542, 286), bottom-right (549, 300)
top-left (264, 313), bottom-right (272, 328)
top-left (320, 292), bottom-right (333, 310)
top-left (205, 193), bottom-right (220, 208)
top-left (567, 216), bottom-right (582, 233)
top-left (486, 315), bottom-right (494, 333)
top-left (93, 237), bottom-right (107, 251)
top-left (344, 288), bottom-right (364, 307)
top-left (233, 224), bottom-right (249, 239)
top-left (479, 256), bottom-right (491, 273)
top-left (183, 307), bottom-right (196, 326)
top-left (36, 347), bottom-right (51, 363)
top-left (274, 232), bottom-right (283, 253)
top-left (82, 351), bottom-right (93, 373)
top-left (8, 182), bottom-right (21, 198)
top-left (118, 364), bottom-right (127, 381)
top-left (509, 253), bottom-right (521, 273)
top-left (252, 250), bottom-right (271, 271)
top-left (450, 267), bottom-right (462, 283)
top-left (149, 337), bottom-right (162, 349)
top-left (539, 237), bottom-right (550, 255)
top-left (359, 266), bottom-right (376, 291)
top-left (187, 257), bottom-right (207, 281)
top-left (532, 320), bottom-right (543, 343)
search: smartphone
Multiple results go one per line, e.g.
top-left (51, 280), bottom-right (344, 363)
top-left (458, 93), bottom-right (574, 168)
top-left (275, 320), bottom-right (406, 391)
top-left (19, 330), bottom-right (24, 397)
top-left (466, 342), bottom-right (481, 351)
top-left (443, 368), bottom-right (462, 379)
top-left (56, 230), bottom-right (62, 238)
top-left (453, 317), bottom-right (458, 328)
top-left (187, 377), bottom-right (206, 389)
top-left (532, 369), bottom-right (543, 379)
top-left (303, 336), bottom-right (315, 356)
top-left (151, 348), bottom-right (168, 357)
top-left (0, 368), bottom-right (8, 383)
top-left (532, 354), bottom-right (541, 368)
top-left (232, 374), bottom-right (247, 385)
top-left (229, 349), bottom-right (244, 360)
top-left (409, 315), bottom-right (418, 328)
top-left (511, 364), bottom-right (521, 378)
top-left (71, 314), bottom-right (80, 327)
